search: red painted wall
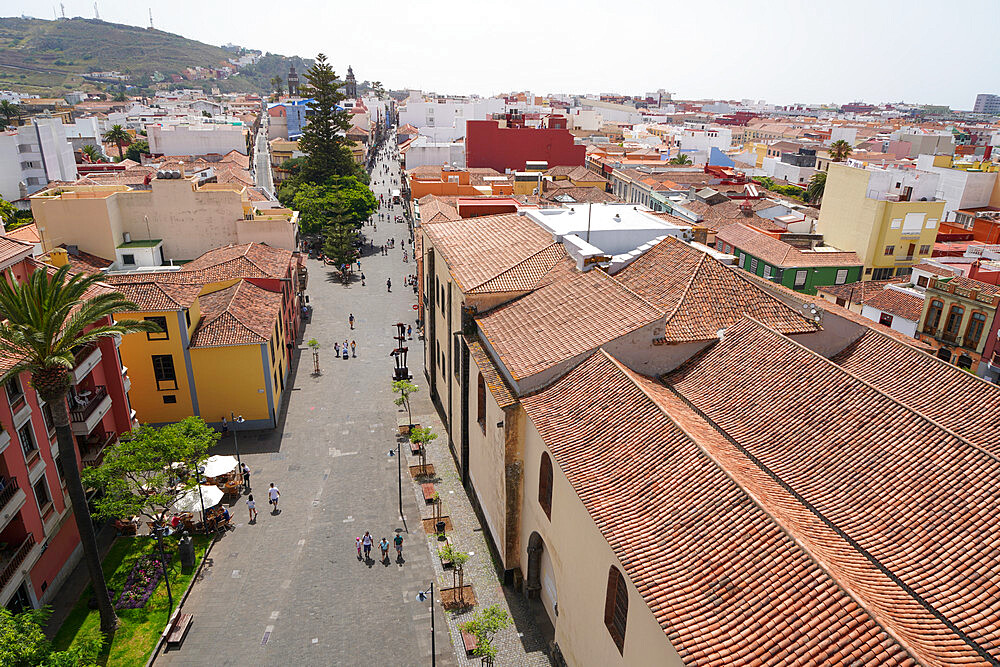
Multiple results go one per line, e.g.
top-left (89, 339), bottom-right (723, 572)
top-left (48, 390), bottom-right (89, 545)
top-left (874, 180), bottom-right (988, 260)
top-left (466, 120), bottom-right (585, 172)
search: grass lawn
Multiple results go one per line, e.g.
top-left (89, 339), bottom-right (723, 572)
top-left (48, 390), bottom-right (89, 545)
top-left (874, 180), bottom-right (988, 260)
top-left (52, 534), bottom-right (211, 666)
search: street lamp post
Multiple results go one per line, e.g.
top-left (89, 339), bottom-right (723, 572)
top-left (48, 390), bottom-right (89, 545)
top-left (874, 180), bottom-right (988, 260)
top-left (416, 581), bottom-right (436, 667)
top-left (153, 525), bottom-right (173, 612)
top-left (230, 412), bottom-right (245, 471)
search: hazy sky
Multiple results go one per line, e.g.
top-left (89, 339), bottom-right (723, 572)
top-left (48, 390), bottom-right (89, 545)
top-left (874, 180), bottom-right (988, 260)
top-left (3, 0), bottom-right (998, 108)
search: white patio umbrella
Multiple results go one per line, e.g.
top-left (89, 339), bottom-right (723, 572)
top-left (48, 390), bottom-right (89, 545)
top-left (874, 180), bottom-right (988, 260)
top-left (202, 455), bottom-right (239, 478)
top-left (175, 485), bottom-right (225, 515)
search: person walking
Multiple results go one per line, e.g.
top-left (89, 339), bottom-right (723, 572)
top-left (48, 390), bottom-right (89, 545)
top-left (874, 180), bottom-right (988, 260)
top-left (241, 462), bottom-right (251, 491)
top-left (351, 340), bottom-right (357, 357)
top-left (334, 341), bottom-right (341, 356)
top-left (268, 483), bottom-right (280, 512)
top-left (379, 537), bottom-right (390, 562)
top-left (362, 531), bottom-right (374, 561)
top-left (407, 325), bottom-right (412, 340)
top-left (386, 277), bottom-right (392, 292)
top-left (356, 537), bottom-right (362, 561)
top-left (349, 313), bottom-right (355, 330)
top-left (361, 272), bottom-right (366, 286)
top-left (393, 533), bottom-right (403, 560)
top-left (246, 494), bottom-right (257, 522)
top-left (342, 340), bottom-right (349, 360)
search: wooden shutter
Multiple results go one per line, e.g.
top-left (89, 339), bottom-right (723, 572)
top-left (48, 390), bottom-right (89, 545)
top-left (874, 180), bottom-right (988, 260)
top-left (538, 453), bottom-right (553, 519)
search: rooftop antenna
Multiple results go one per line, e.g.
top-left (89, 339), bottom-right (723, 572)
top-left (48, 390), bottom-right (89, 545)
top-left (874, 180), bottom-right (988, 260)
top-left (94, 2), bottom-right (99, 19)
top-left (148, 8), bottom-right (154, 29)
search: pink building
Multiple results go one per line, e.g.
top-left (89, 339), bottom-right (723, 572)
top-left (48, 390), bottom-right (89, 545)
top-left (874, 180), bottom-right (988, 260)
top-left (0, 237), bottom-right (134, 613)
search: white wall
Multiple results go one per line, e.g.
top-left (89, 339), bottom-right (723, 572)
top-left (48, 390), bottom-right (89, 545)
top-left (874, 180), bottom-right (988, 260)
top-left (403, 136), bottom-right (465, 169)
top-left (859, 304), bottom-right (918, 337)
top-left (148, 124), bottom-right (246, 156)
top-left (829, 127), bottom-right (858, 145)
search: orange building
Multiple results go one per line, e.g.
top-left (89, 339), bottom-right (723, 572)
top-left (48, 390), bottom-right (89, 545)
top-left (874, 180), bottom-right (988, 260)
top-left (406, 166), bottom-right (513, 200)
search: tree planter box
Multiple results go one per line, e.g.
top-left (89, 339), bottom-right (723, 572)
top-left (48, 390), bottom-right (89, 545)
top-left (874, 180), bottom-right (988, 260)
top-left (421, 516), bottom-right (452, 533)
top-left (397, 418), bottom-right (420, 435)
top-left (441, 585), bottom-right (476, 611)
top-left (409, 464), bottom-right (435, 478)
top-left (438, 536), bottom-right (454, 566)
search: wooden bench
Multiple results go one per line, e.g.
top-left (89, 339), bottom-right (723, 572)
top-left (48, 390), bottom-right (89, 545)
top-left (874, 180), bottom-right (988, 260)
top-left (166, 612), bottom-right (193, 649)
top-left (461, 627), bottom-right (479, 656)
top-left (409, 441), bottom-right (421, 456)
top-left (421, 483), bottom-right (436, 504)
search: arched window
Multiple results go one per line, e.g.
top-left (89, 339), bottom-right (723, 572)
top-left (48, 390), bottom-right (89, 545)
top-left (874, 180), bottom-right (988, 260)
top-left (604, 566), bottom-right (628, 654)
top-left (538, 452), bottom-right (553, 519)
top-left (477, 372), bottom-right (486, 433)
top-left (965, 311), bottom-right (987, 348)
top-left (944, 304), bottom-right (965, 340)
top-left (925, 299), bottom-right (943, 333)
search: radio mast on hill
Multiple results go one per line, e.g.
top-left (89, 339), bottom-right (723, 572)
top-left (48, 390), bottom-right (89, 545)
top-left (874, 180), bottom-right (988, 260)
top-left (94, 3), bottom-right (100, 19)
top-left (149, 9), bottom-right (154, 29)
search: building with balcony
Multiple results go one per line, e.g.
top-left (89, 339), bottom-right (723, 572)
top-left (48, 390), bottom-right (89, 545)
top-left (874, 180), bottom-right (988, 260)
top-left (0, 236), bottom-right (134, 614)
top-left (29, 169), bottom-right (299, 265)
top-left (817, 163), bottom-right (945, 280)
top-left (916, 274), bottom-right (1000, 380)
top-left (0, 118), bottom-right (78, 206)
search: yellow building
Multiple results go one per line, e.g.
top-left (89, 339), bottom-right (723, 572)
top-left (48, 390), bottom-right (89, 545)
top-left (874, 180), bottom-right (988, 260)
top-left (817, 163), bottom-right (945, 280)
top-left (29, 172), bottom-right (299, 263)
top-left (112, 278), bottom-right (288, 428)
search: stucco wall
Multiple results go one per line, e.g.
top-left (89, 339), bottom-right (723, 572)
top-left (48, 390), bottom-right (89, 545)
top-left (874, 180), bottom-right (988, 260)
top-left (520, 419), bottom-right (683, 666)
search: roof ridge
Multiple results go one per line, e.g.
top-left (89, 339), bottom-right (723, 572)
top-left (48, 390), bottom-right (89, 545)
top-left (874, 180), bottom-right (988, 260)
top-left (723, 262), bottom-right (819, 325)
top-left (736, 316), bottom-right (1000, 464)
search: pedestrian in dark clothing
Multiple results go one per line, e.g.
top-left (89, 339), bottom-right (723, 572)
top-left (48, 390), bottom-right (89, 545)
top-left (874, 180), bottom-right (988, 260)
top-left (241, 462), bottom-right (251, 491)
top-left (361, 272), bottom-right (366, 286)
top-left (349, 313), bottom-right (355, 329)
top-left (386, 278), bottom-right (392, 292)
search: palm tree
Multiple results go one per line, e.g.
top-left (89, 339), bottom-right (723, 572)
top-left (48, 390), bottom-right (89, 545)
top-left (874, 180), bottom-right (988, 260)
top-left (669, 153), bottom-right (693, 165)
top-left (829, 139), bottom-right (852, 162)
top-left (806, 171), bottom-right (827, 204)
top-left (0, 100), bottom-right (19, 130)
top-left (270, 75), bottom-right (284, 98)
top-left (0, 265), bottom-right (158, 637)
top-left (102, 124), bottom-right (131, 161)
top-left (80, 144), bottom-right (104, 163)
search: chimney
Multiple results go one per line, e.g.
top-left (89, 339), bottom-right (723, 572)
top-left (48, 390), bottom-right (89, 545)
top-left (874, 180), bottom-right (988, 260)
top-left (48, 247), bottom-right (69, 267)
top-left (66, 245), bottom-right (80, 256)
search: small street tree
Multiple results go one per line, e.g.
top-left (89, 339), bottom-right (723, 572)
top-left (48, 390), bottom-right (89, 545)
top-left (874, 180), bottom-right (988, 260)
top-left (102, 124), bottom-right (132, 161)
top-left (270, 75), bottom-right (284, 98)
top-left (83, 417), bottom-right (218, 528)
top-left (461, 605), bottom-right (512, 666)
top-left (0, 264), bottom-right (158, 637)
top-left (409, 426), bottom-right (437, 471)
top-left (308, 337), bottom-right (321, 374)
top-left (298, 53), bottom-right (358, 183)
top-left (322, 224), bottom-right (359, 280)
top-left (392, 379), bottom-right (418, 426)
top-left (0, 607), bottom-right (101, 666)
top-left (438, 544), bottom-right (471, 601)
top-left (124, 139), bottom-right (149, 163)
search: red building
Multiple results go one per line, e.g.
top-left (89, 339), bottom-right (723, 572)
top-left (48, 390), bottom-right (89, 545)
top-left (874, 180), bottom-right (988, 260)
top-left (465, 120), bottom-right (586, 173)
top-left (0, 238), bottom-right (135, 613)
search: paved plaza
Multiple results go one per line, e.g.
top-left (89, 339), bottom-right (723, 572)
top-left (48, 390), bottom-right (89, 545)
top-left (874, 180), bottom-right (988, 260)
top-left (155, 149), bottom-right (453, 667)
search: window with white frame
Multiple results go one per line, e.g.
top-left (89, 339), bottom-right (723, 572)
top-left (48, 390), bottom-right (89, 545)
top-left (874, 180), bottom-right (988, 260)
top-left (835, 269), bottom-right (849, 284)
top-left (794, 270), bottom-right (808, 287)
top-left (749, 258), bottom-right (758, 273)
top-left (738, 253), bottom-right (745, 268)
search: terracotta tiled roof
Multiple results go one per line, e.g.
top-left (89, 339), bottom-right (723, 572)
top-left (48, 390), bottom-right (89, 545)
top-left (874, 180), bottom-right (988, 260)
top-left (912, 262), bottom-right (957, 277)
top-left (467, 243), bottom-right (565, 294)
top-left (417, 197), bottom-right (461, 223)
top-left (467, 338), bottom-right (516, 408)
top-left (421, 214), bottom-right (555, 292)
top-left (112, 281), bottom-right (202, 311)
top-left (717, 223), bottom-right (861, 268)
top-left (832, 329), bottom-right (1000, 457)
top-left (566, 166), bottom-right (601, 181)
top-left (521, 348), bottom-right (915, 666)
top-left (935, 274), bottom-right (1000, 298)
top-left (542, 187), bottom-right (621, 204)
top-left (860, 286), bottom-right (925, 321)
top-left (682, 199), bottom-right (784, 232)
top-left (476, 257), bottom-right (662, 380)
top-left (178, 243), bottom-right (293, 281)
top-left (53, 245), bottom-right (113, 275)
top-left (667, 317), bottom-right (1000, 664)
top-left (613, 236), bottom-right (817, 342)
top-left (189, 280), bottom-right (281, 348)
top-left (4, 223), bottom-right (40, 244)
top-left (816, 278), bottom-right (905, 303)
top-left (0, 235), bottom-right (34, 265)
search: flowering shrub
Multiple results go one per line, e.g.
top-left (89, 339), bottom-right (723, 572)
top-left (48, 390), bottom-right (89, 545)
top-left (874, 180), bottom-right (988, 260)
top-left (116, 552), bottom-right (170, 609)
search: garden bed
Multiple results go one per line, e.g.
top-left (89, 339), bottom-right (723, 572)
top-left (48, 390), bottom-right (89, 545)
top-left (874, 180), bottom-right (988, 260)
top-left (409, 463), bottom-right (436, 478)
top-left (53, 535), bottom-right (210, 666)
top-left (421, 516), bottom-right (453, 533)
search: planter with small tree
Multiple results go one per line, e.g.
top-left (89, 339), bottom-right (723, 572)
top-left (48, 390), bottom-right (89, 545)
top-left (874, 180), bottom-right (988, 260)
top-left (392, 379), bottom-right (419, 434)
top-left (408, 426), bottom-right (437, 478)
top-left (460, 605), bottom-right (512, 665)
top-left (438, 544), bottom-right (475, 610)
top-left (308, 338), bottom-right (321, 375)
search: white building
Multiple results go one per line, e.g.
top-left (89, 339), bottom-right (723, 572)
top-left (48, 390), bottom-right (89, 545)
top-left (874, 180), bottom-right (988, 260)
top-left (0, 118), bottom-right (77, 204)
top-left (525, 203), bottom-right (693, 270)
top-left (398, 98), bottom-right (504, 141)
top-left (148, 123), bottom-right (247, 157)
top-left (402, 135), bottom-right (466, 170)
top-left (858, 283), bottom-right (924, 338)
top-left (914, 154), bottom-right (998, 222)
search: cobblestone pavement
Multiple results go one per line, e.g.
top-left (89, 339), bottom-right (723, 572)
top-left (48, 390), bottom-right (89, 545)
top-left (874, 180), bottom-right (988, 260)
top-left (154, 146), bottom-right (452, 667)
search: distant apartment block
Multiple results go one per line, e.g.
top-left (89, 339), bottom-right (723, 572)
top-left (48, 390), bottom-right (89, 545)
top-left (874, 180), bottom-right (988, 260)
top-left (973, 93), bottom-right (1000, 114)
top-left (0, 118), bottom-right (78, 205)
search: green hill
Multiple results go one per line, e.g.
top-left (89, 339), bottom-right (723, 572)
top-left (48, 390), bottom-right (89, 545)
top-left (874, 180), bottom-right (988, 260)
top-left (0, 16), bottom-right (310, 96)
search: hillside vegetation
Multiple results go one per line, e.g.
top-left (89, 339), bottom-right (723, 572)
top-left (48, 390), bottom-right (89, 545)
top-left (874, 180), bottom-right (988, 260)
top-left (0, 16), bottom-right (311, 96)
